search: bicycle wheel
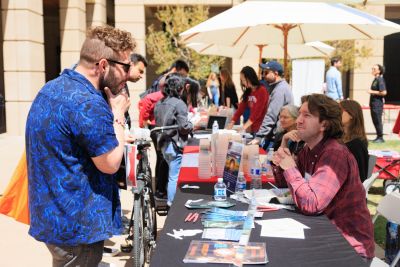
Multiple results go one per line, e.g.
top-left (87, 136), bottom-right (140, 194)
top-left (133, 193), bottom-right (144, 267)
top-left (143, 187), bottom-right (157, 263)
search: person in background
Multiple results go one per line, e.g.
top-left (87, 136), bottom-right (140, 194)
top-left (154, 74), bottom-right (193, 208)
top-left (272, 94), bottom-right (374, 261)
top-left (219, 68), bottom-right (238, 110)
top-left (325, 56), bottom-right (343, 101)
top-left (25, 25), bottom-right (134, 266)
top-left (368, 64), bottom-right (387, 143)
top-left (206, 72), bottom-right (220, 107)
top-left (273, 104), bottom-right (303, 153)
top-left (340, 99), bottom-right (369, 183)
top-left (226, 66), bottom-right (269, 134)
top-left (182, 77), bottom-right (200, 111)
top-left (250, 61), bottom-right (293, 149)
top-left (124, 53), bottom-right (147, 129)
top-left (143, 59), bottom-right (189, 98)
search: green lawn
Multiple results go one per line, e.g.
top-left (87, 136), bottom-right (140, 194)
top-left (367, 140), bottom-right (399, 248)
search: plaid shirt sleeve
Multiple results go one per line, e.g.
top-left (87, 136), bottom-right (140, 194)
top-left (282, 147), bottom-right (349, 215)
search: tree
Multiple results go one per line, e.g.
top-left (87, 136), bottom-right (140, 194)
top-left (146, 6), bottom-right (225, 80)
top-left (325, 40), bottom-right (372, 72)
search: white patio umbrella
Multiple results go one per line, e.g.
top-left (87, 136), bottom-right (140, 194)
top-left (282, 0), bottom-right (400, 5)
top-left (180, 0), bottom-right (400, 79)
top-left (186, 41), bottom-right (334, 77)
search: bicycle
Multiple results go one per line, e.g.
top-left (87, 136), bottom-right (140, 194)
top-left (121, 125), bottom-right (178, 267)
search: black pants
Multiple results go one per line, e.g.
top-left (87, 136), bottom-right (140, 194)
top-left (371, 104), bottom-right (383, 138)
top-left (149, 125), bottom-right (169, 193)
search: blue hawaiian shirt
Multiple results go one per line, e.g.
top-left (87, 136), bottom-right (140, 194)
top-left (25, 69), bottom-right (122, 246)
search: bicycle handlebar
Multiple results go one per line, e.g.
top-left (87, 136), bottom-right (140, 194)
top-left (149, 125), bottom-right (179, 133)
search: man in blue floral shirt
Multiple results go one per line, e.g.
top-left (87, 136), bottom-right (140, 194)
top-left (25, 26), bottom-right (135, 266)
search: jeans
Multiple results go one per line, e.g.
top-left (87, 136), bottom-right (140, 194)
top-left (162, 142), bottom-right (182, 206)
top-left (210, 86), bottom-right (219, 107)
top-left (46, 240), bottom-right (104, 267)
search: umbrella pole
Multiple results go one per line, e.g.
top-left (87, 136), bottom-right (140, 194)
top-left (275, 24), bottom-right (296, 81)
top-left (256, 44), bottom-right (266, 79)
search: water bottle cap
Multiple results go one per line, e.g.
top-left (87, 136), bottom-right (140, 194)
top-left (218, 177), bottom-right (223, 183)
top-left (251, 168), bottom-right (260, 175)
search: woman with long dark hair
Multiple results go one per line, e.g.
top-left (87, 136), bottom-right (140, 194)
top-left (340, 99), bottom-right (369, 182)
top-left (226, 66), bottom-right (269, 134)
top-left (219, 68), bottom-right (238, 109)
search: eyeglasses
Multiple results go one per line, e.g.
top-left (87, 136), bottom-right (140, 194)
top-left (107, 59), bottom-right (131, 73)
top-left (97, 59), bottom-right (131, 73)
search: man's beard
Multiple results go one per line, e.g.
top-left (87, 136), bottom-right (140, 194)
top-left (99, 69), bottom-right (122, 95)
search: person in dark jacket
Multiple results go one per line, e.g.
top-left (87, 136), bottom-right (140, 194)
top-left (154, 74), bottom-right (193, 207)
top-left (340, 99), bottom-right (369, 182)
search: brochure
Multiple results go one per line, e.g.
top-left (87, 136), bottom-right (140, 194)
top-left (223, 141), bottom-right (244, 193)
top-left (183, 240), bottom-right (268, 264)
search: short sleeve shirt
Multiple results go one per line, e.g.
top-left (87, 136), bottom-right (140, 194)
top-left (369, 76), bottom-right (386, 106)
top-left (25, 69), bottom-right (121, 246)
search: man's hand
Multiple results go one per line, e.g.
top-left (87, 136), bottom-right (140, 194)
top-left (226, 121), bottom-right (234, 130)
top-left (272, 147), bottom-right (296, 170)
top-left (105, 87), bottom-right (130, 118)
top-left (281, 130), bottom-right (300, 148)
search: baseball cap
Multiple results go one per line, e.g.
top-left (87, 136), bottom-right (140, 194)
top-left (259, 61), bottom-right (283, 74)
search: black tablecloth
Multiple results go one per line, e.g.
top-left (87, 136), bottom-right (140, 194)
top-left (150, 183), bottom-right (368, 267)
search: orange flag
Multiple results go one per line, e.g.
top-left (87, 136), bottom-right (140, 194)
top-left (0, 151), bottom-right (30, 224)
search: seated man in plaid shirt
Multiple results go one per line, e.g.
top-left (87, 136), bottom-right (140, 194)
top-left (272, 94), bottom-right (374, 261)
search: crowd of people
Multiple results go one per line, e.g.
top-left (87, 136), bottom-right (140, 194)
top-left (18, 24), bottom-right (392, 266)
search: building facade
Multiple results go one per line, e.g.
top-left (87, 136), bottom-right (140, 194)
top-left (1, 0), bottom-right (399, 136)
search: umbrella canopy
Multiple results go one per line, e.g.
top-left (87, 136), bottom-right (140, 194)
top-left (186, 41), bottom-right (334, 59)
top-left (282, 0), bottom-right (400, 5)
top-left (180, 0), bottom-right (400, 78)
top-left (187, 41), bottom-right (334, 77)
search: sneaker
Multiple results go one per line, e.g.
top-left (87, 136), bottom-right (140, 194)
top-left (154, 191), bottom-right (167, 201)
top-left (372, 138), bottom-right (385, 143)
top-left (103, 247), bottom-right (119, 257)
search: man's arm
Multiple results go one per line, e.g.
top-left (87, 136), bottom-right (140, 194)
top-left (92, 87), bottom-right (129, 174)
top-left (273, 146), bottom-right (347, 215)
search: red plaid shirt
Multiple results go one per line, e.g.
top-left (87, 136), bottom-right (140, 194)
top-left (274, 138), bottom-right (374, 259)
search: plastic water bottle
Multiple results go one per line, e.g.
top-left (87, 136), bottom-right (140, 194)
top-left (250, 156), bottom-right (262, 189)
top-left (235, 172), bottom-right (246, 195)
top-left (214, 178), bottom-right (227, 201)
top-left (212, 120), bottom-right (219, 134)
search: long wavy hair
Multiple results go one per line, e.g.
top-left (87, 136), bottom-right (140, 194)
top-left (301, 94), bottom-right (343, 140)
top-left (340, 99), bottom-right (367, 144)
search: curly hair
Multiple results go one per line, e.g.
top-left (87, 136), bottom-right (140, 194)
top-left (301, 94), bottom-right (343, 140)
top-left (80, 25), bottom-right (136, 64)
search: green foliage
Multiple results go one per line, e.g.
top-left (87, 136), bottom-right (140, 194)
top-left (146, 6), bottom-right (225, 79)
top-left (325, 40), bottom-right (372, 72)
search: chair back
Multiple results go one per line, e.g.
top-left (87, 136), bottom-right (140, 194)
top-left (363, 172), bottom-right (380, 198)
top-left (373, 191), bottom-right (400, 224)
